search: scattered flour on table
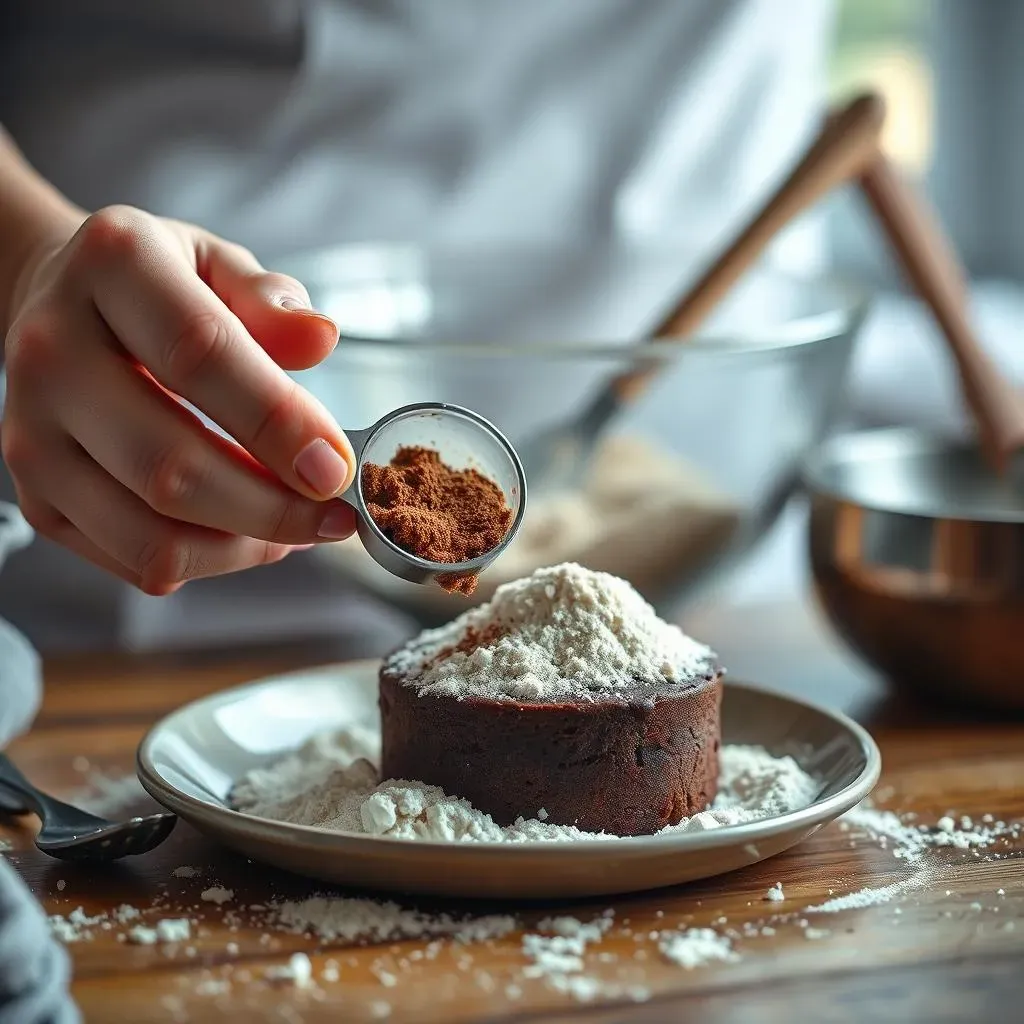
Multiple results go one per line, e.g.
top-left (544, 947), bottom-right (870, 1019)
top-left (659, 928), bottom-right (738, 968)
top-left (520, 912), bottom-right (648, 1004)
top-left (42, 797), bottom-right (1022, 1004)
top-left (172, 866), bottom-right (199, 879)
top-left (839, 802), bottom-right (1021, 861)
top-left (201, 887), bottom-right (235, 906)
top-left (805, 877), bottom-right (927, 914)
top-left (66, 771), bottom-right (146, 816)
top-left (265, 952), bottom-right (313, 988)
top-left (231, 730), bottom-right (819, 843)
top-left (384, 562), bottom-right (718, 702)
top-left (270, 896), bottom-right (516, 945)
top-left (128, 919), bottom-right (192, 945)
top-left (48, 904), bottom-right (141, 943)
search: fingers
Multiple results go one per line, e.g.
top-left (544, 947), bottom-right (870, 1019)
top-left (15, 494), bottom-right (148, 590)
top-left (197, 235), bottom-right (340, 371)
top-left (13, 442), bottom-right (297, 596)
top-left (48, 309), bottom-right (357, 544)
top-left (76, 208), bottom-right (355, 500)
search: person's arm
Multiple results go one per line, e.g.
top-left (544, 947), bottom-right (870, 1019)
top-left (0, 129), bottom-right (359, 594)
top-left (0, 127), bottom-right (84, 337)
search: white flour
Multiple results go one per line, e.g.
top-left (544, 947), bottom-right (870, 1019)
top-left (385, 563), bottom-right (717, 702)
top-left (201, 887), bottom-right (235, 905)
top-left (44, 799), bottom-right (1021, 1009)
top-left (659, 928), bottom-right (738, 968)
top-left (805, 878), bottom-right (926, 914)
top-left (271, 896), bottom-right (517, 946)
top-left (838, 803), bottom-right (1020, 861)
top-left (521, 913), bottom-right (618, 1002)
top-left (232, 731), bottom-right (819, 843)
top-left (68, 771), bottom-right (146, 816)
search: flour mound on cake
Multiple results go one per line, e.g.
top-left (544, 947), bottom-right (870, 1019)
top-left (385, 561), bottom-right (718, 703)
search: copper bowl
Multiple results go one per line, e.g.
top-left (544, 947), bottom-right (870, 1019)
top-left (803, 428), bottom-right (1024, 713)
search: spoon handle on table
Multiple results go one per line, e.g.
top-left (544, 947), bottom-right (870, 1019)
top-left (607, 91), bottom-right (886, 406)
top-left (857, 155), bottom-right (1024, 476)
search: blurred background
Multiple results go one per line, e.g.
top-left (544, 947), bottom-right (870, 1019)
top-left (0, 0), bottom-right (1021, 659)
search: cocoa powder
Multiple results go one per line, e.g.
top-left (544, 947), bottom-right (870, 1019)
top-left (361, 446), bottom-right (513, 595)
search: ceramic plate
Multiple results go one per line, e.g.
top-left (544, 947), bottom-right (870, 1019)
top-left (137, 662), bottom-right (880, 899)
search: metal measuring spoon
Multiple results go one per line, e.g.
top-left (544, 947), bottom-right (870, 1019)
top-left (340, 402), bottom-right (527, 586)
top-left (0, 754), bottom-right (176, 861)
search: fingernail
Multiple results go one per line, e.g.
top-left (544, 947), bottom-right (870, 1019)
top-left (318, 504), bottom-right (356, 540)
top-left (294, 438), bottom-right (349, 497)
top-left (279, 301), bottom-right (340, 339)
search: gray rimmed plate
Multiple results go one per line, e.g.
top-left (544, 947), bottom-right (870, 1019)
top-left (136, 662), bottom-right (880, 900)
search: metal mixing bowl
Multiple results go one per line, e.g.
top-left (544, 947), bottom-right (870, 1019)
top-left (804, 428), bottom-right (1024, 713)
top-left (280, 243), bottom-right (869, 624)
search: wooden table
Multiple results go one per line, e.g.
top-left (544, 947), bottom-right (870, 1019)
top-left (3, 599), bottom-right (1023, 1023)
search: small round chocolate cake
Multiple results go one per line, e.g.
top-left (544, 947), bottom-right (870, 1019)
top-left (379, 563), bottom-right (723, 837)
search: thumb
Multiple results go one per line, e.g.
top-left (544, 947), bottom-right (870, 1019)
top-left (197, 235), bottom-right (339, 371)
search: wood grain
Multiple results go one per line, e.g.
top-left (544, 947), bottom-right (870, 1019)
top-left (3, 603), bottom-right (1024, 1023)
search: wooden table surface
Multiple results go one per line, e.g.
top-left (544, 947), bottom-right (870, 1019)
top-left (3, 599), bottom-right (1023, 1023)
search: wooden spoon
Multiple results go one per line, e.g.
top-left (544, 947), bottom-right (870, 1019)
top-left (858, 155), bottom-right (1024, 476)
top-left (650, 92), bottom-right (886, 341)
top-left (520, 92), bottom-right (887, 488)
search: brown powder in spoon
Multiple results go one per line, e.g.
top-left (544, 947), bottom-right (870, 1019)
top-left (361, 446), bottom-right (513, 595)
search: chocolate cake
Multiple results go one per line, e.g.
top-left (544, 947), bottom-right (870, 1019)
top-left (378, 563), bottom-right (724, 837)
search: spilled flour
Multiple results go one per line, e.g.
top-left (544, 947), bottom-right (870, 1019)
top-left (42, 787), bottom-right (1022, 1012)
top-left (232, 726), bottom-right (818, 842)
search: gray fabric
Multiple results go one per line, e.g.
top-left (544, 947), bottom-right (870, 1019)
top-left (0, 510), bottom-right (80, 1021)
top-left (0, 637), bottom-right (81, 1024)
top-left (0, 861), bottom-right (80, 1024)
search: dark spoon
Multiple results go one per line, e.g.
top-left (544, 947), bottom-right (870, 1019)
top-left (0, 753), bottom-right (176, 862)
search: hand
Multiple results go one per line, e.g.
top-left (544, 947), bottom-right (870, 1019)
top-left (2, 205), bottom-right (358, 595)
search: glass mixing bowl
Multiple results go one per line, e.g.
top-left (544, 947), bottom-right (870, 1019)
top-left (278, 243), bottom-right (869, 625)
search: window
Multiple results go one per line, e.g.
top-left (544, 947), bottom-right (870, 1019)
top-left (827, 0), bottom-right (1024, 283)
top-left (826, 0), bottom-right (936, 281)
